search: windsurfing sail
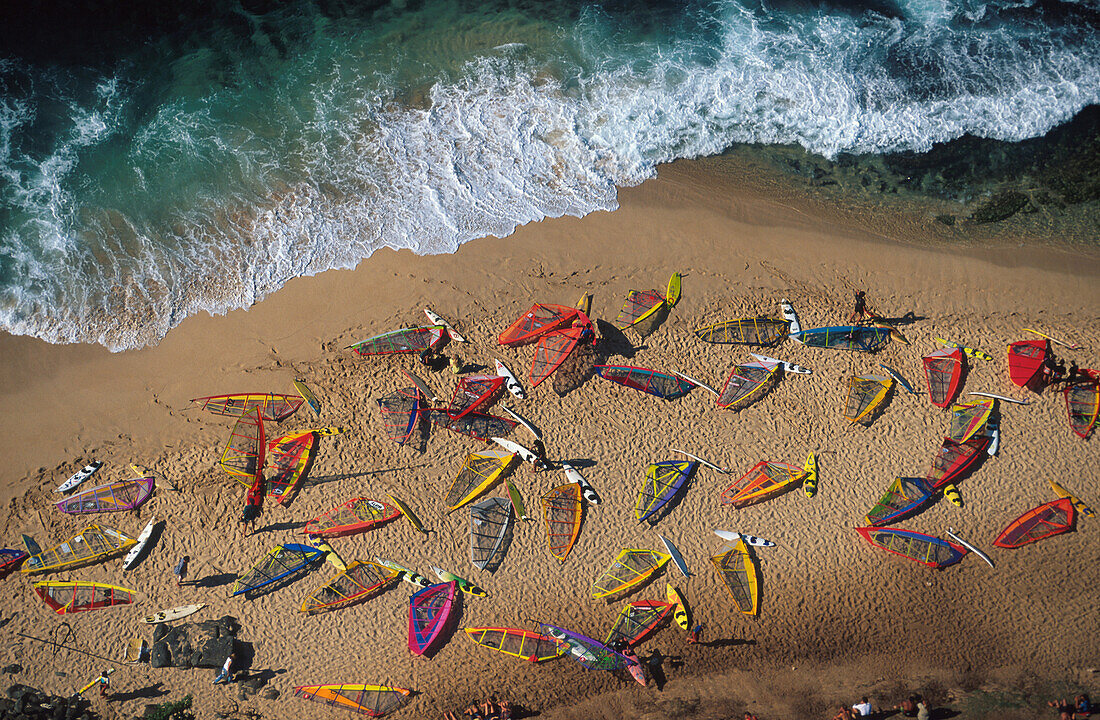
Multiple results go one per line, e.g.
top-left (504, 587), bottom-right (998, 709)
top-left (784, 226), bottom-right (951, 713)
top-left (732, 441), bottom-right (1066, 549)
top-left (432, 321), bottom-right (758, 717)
top-left (530, 318), bottom-right (591, 387)
top-left (993, 498), bottom-right (1075, 548)
top-left (540, 624), bottom-right (631, 671)
top-left (446, 449), bottom-right (516, 512)
top-left (541, 483), bottom-right (583, 562)
top-left (430, 410), bottom-right (517, 441)
top-left (604, 600), bottom-right (673, 647)
top-left (855, 527), bottom-right (966, 568)
top-left (791, 326), bottom-right (892, 353)
top-left (865, 477), bottom-right (934, 527)
top-left (447, 374), bottom-right (505, 420)
top-left (719, 461), bottom-right (805, 508)
top-left (923, 434), bottom-right (990, 490)
top-left (498, 304), bottom-right (578, 347)
top-left (595, 365), bottom-right (695, 400)
top-left (303, 498), bottom-right (400, 537)
top-left (470, 497), bottom-right (513, 571)
top-left (616, 289), bottom-right (666, 330)
top-left (21, 525), bottom-right (135, 575)
top-left (265, 430), bottom-right (318, 504)
top-left (408, 582), bottom-right (459, 656)
top-left (709, 539), bottom-right (759, 615)
top-left (377, 387), bottom-right (422, 446)
top-left (922, 347), bottom-right (964, 408)
top-left (231, 543), bottom-right (322, 597)
top-left (190, 393), bottom-right (304, 422)
top-left (300, 561), bottom-right (400, 614)
top-left (55, 477), bottom-right (154, 514)
top-left (219, 407), bottom-right (265, 481)
top-left (0, 549), bottom-right (27, 577)
top-left (635, 461), bottom-right (697, 523)
top-left (591, 549), bottom-right (671, 599)
top-left (947, 398), bottom-right (995, 442)
top-left (844, 374), bottom-right (893, 424)
top-left (464, 627), bottom-right (563, 662)
top-left (1007, 339), bottom-right (1050, 391)
top-left (348, 326), bottom-right (446, 356)
top-left (292, 684), bottom-right (412, 717)
top-left (1064, 370), bottom-right (1100, 439)
top-left (717, 360), bottom-right (781, 410)
top-left (694, 318), bottom-right (789, 346)
top-left (33, 581), bottom-right (136, 614)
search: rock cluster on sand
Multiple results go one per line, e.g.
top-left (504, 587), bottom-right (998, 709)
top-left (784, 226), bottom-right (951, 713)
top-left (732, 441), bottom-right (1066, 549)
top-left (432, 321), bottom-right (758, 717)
top-left (149, 617), bottom-right (241, 671)
top-left (1, 684), bottom-right (94, 720)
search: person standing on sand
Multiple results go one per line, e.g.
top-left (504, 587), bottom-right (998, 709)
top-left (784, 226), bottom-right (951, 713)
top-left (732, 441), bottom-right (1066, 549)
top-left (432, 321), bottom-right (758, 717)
top-left (916, 697), bottom-right (931, 720)
top-left (848, 291), bottom-right (875, 324)
top-left (240, 474), bottom-right (265, 536)
top-left (213, 653), bottom-right (235, 684)
top-left (687, 624), bottom-right (703, 644)
top-left (96, 669), bottom-right (111, 699)
top-left (173, 556), bottom-right (189, 586)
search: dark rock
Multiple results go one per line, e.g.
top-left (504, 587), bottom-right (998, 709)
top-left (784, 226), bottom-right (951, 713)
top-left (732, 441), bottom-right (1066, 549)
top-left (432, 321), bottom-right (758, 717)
top-left (935, 214), bottom-right (956, 226)
top-left (197, 636), bottom-right (235, 669)
top-left (150, 642), bottom-right (171, 668)
top-left (164, 628), bottom-right (193, 666)
top-left (260, 688), bottom-right (279, 700)
top-left (51, 703), bottom-right (65, 720)
top-left (240, 675), bottom-right (266, 692)
top-left (152, 624), bottom-right (170, 644)
top-left (2, 664), bottom-right (22, 674)
top-left (8, 684), bottom-right (32, 699)
top-left (217, 616), bottom-right (240, 636)
top-left (970, 189), bottom-right (1029, 223)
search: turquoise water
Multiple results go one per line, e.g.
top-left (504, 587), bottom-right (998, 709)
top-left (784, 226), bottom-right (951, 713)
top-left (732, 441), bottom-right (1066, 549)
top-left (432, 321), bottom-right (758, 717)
top-left (1, 0), bottom-right (1098, 349)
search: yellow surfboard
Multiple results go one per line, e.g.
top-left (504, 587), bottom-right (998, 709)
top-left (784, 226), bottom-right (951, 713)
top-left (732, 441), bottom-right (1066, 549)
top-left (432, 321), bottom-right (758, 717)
top-left (387, 493), bottom-right (428, 535)
top-left (1049, 479), bottom-right (1095, 518)
top-left (802, 451), bottom-right (818, 498)
top-left (308, 537), bottom-right (347, 571)
top-left (666, 583), bottom-right (690, 630)
top-left (576, 292), bottom-right (592, 315)
top-left (943, 483), bottom-right (963, 508)
top-left (665, 272), bottom-right (682, 307)
top-left (294, 379), bottom-right (321, 416)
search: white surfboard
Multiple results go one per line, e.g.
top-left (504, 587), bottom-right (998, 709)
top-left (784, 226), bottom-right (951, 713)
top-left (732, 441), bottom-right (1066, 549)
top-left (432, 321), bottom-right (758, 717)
top-left (670, 370), bottom-right (720, 397)
top-left (749, 353), bottom-right (812, 375)
top-left (491, 437), bottom-right (550, 470)
top-left (143, 603), bottom-right (206, 624)
top-left (945, 528), bottom-right (995, 568)
top-left (494, 359), bottom-right (526, 399)
top-left (967, 391), bottom-right (1029, 405)
top-left (986, 417), bottom-right (1000, 456)
top-left (424, 308), bottom-right (466, 342)
top-left (714, 529), bottom-right (775, 547)
top-left (500, 404), bottom-right (541, 440)
top-left (123, 517), bottom-right (156, 570)
top-left (57, 461), bottom-right (102, 493)
top-left (780, 298), bottom-right (802, 336)
top-left (562, 463), bottom-right (600, 505)
top-left (671, 448), bottom-right (728, 473)
top-left (658, 534), bottom-right (690, 577)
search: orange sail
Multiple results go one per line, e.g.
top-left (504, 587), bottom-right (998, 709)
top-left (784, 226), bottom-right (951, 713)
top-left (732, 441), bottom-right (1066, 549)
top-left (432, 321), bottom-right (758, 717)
top-left (541, 483), bottom-right (583, 562)
top-left (498, 304), bottom-right (577, 347)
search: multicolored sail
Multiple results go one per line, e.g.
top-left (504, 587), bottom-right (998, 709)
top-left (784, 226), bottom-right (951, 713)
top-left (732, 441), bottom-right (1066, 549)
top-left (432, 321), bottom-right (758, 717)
top-left (865, 477), bottom-right (934, 527)
top-left (33, 581), bottom-right (136, 614)
top-left (447, 374), bottom-right (505, 420)
top-left (1064, 370), bottom-right (1100, 439)
top-left (591, 549), bottom-right (671, 599)
top-left (791, 326), bottom-right (892, 353)
top-left (464, 627), bottom-right (563, 662)
top-left (717, 360), bottom-right (781, 410)
top-left (604, 600), bottom-right (673, 647)
top-left (21, 525), bottom-right (135, 575)
top-left (265, 430), bottom-right (318, 504)
top-left (470, 497), bottom-right (513, 571)
top-left (719, 461), bottom-right (805, 508)
top-left (694, 317), bottom-right (789, 346)
top-left (855, 527), bottom-right (966, 568)
top-left (292, 684), bottom-right (412, 717)
top-left (993, 498), bottom-right (1075, 548)
top-left (430, 410), bottom-right (517, 441)
top-left (595, 365), bottom-right (695, 400)
top-left (923, 434), bottom-right (990, 490)
top-left (0, 549), bottom-right (27, 577)
top-left (231, 543), bottom-right (322, 597)
top-left (530, 316), bottom-right (591, 387)
top-left (56, 477), bottom-right (154, 514)
top-left (616, 289), bottom-right (666, 330)
top-left (710, 539), bottom-right (759, 615)
top-left (635, 461), bottom-right (696, 523)
top-left (377, 387), bottom-right (422, 446)
top-left (190, 393), bottom-right (304, 422)
top-left (947, 398), bottom-right (995, 442)
top-left (219, 407), bottom-right (266, 481)
top-left (300, 561), bottom-right (400, 614)
top-left (408, 582), bottom-right (459, 656)
top-left (348, 326), bottom-right (446, 356)
top-left (541, 483), bottom-right (583, 562)
top-left (844, 374), bottom-right (893, 424)
top-left (1007, 339), bottom-right (1049, 391)
top-left (498, 304), bottom-right (578, 347)
top-left (304, 498), bottom-right (400, 537)
top-left (540, 624), bottom-right (631, 671)
top-left (922, 347), bottom-right (964, 408)
top-left (446, 449), bottom-right (516, 512)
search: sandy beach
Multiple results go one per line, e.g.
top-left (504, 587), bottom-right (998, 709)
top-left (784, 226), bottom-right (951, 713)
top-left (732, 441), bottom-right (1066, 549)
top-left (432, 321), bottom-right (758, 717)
top-left (1, 156), bottom-right (1098, 720)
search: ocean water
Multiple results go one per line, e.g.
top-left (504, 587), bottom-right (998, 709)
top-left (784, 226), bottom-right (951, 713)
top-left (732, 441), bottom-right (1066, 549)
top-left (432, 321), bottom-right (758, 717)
top-left (1, 0), bottom-right (1098, 349)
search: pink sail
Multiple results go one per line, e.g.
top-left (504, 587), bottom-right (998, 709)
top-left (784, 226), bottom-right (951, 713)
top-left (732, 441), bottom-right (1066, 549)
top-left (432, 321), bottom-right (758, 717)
top-left (408, 582), bottom-right (458, 656)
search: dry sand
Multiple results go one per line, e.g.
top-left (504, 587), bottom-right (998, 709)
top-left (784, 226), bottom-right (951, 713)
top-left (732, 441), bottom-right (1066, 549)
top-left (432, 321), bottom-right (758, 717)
top-left (0, 156), bottom-right (1098, 720)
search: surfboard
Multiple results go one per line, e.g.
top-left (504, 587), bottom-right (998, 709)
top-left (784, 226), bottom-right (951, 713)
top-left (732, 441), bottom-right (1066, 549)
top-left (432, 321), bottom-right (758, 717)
top-left (780, 299), bottom-right (801, 335)
top-left (802, 451), bottom-right (818, 498)
top-left (494, 359), bottom-right (526, 399)
top-left (293, 379), bottom-right (322, 416)
top-left (491, 437), bottom-right (549, 470)
top-left (308, 536), bottom-right (347, 571)
top-left (386, 493), bottom-right (428, 535)
top-left (21, 534), bottom-right (41, 556)
top-left (374, 558), bottom-right (431, 588)
top-left (879, 364), bottom-right (917, 394)
top-left (57, 461), bottom-right (102, 494)
top-left (665, 272), bottom-right (682, 306)
top-left (936, 337), bottom-right (992, 361)
top-left (670, 370), bottom-right (720, 396)
top-left (144, 604), bottom-right (206, 624)
top-left (670, 448), bottom-right (728, 473)
top-left (77, 668), bottom-right (114, 695)
top-left (942, 483), bottom-right (963, 508)
top-left (562, 463), bottom-right (600, 505)
top-left (658, 534), bottom-right (690, 577)
top-left (750, 353), bottom-right (812, 375)
top-left (505, 478), bottom-right (529, 520)
top-left (129, 463), bottom-right (178, 491)
top-left (945, 528), bottom-right (994, 568)
top-left (1023, 327), bottom-right (1081, 350)
top-left (123, 517), bottom-right (157, 570)
top-left (432, 566), bottom-right (488, 597)
top-left (1048, 479), bottom-right (1096, 518)
top-left (576, 292), bottom-right (592, 315)
top-left (967, 392), bottom-right (1029, 405)
top-left (401, 368), bottom-right (439, 403)
top-left (986, 416), bottom-right (1000, 456)
top-left (666, 584), bottom-right (690, 630)
top-left (500, 404), bottom-right (541, 440)
top-left (714, 529), bottom-right (775, 547)
top-left (424, 308), bottom-right (466, 342)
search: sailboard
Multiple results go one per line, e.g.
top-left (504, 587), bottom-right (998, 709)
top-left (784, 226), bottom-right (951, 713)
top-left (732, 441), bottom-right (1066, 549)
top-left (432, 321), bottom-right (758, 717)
top-left (922, 348), bottom-right (964, 408)
top-left (219, 407), bottom-right (266, 481)
top-left (492, 436), bottom-right (549, 470)
top-left (665, 584), bottom-right (690, 630)
top-left (293, 380), bottom-right (321, 416)
top-left (1007, 339), bottom-right (1049, 391)
top-left (563, 463), bottom-right (600, 505)
top-left (595, 365), bottom-right (696, 400)
top-left (264, 429), bottom-right (319, 504)
top-left (576, 291), bottom-right (593, 315)
top-left (790, 325), bottom-right (892, 353)
top-left (530, 320), bottom-right (590, 387)
top-left (779, 299), bottom-right (801, 334)
top-left (1023, 327), bottom-right (1081, 350)
top-left (292, 684), bottom-right (412, 717)
top-left (231, 543), bottom-right (323, 597)
top-left (448, 374), bottom-right (505, 420)
top-left (541, 624), bottom-right (633, 672)
top-left (591, 549), bottom-right (670, 599)
top-left (432, 567), bottom-right (488, 597)
top-left (605, 600), bottom-right (673, 647)
top-left (348, 326), bottom-right (446, 356)
top-left (936, 337), bottom-right (993, 361)
top-left (300, 561), bottom-right (400, 614)
top-left (716, 360), bottom-right (781, 410)
top-left (22, 525), bottom-right (135, 575)
top-left (719, 461), bottom-right (805, 508)
top-left (694, 317), bottom-right (789, 346)
top-left (34, 581), bottom-right (136, 614)
top-left (500, 404), bottom-right (540, 439)
top-left (802, 451), bottom-right (818, 498)
top-left (465, 627), bottom-right (563, 662)
top-left (309, 537), bottom-right (347, 572)
top-left (123, 516), bottom-right (157, 570)
top-left (304, 497), bottom-right (400, 537)
top-left (993, 498), bottom-right (1075, 548)
top-left (658, 535), bottom-right (690, 577)
top-left (377, 387), bottom-right (423, 446)
top-left (408, 582), bottom-right (459, 656)
top-left (494, 359), bottom-right (525, 399)
top-left (387, 493), bottom-right (429, 534)
top-left (1064, 370), bottom-right (1099, 439)
top-left (541, 483), bottom-right (583, 562)
top-left (855, 527), bottom-right (966, 568)
top-left (635, 461), bottom-right (696, 523)
top-left (749, 353), bottom-right (811, 375)
top-left (470, 497), bottom-right (513, 571)
top-left (709, 539), bottom-right (759, 615)
top-left (498, 304), bottom-right (577, 347)
top-left (1048, 479), bottom-right (1096, 518)
top-left (56, 476), bottom-right (154, 514)
top-left (880, 364), bottom-right (918, 394)
top-left (431, 410), bottom-right (517, 442)
top-left (57, 461), bottom-right (102, 494)
top-left (374, 559), bottom-right (432, 589)
top-left (865, 478), bottom-right (934, 527)
top-left (923, 434), bottom-right (990, 490)
top-left (844, 374), bottom-right (893, 425)
top-left (424, 308), bottom-right (466, 342)
top-left (671, 448), bottom-right (728, 473)
top-left (670, 370), bottom-right (720, 396)
top-left (0, 549), bottom-right (28, 577)
top-left (190, 393), bottom-right (303, 422)
top-left (944, 528), bottom-right (995, 568)
top-left (446, 449), bottom-right (516, 511)
top-left (505, 479), bottom-right (529, 521)
top-left (947, 398), bottom-right (995, 442)
top-left (714, 530), bottom-right (775, 547)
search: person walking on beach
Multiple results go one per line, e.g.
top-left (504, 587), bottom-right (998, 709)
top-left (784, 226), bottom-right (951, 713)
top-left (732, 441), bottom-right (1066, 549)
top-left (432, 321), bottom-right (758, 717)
top-left (173, 556), bottom-right (189, 586)
top-left (848, 291), bottom-right (874, 324)
top-left (213, 653), bottom-right (235, 684)
top-left (96, 669), bottom-right (111, 699)
top-left (687, 624), bottom-right (703, 645)
top-left (240, 474), bottom-right (265, 536)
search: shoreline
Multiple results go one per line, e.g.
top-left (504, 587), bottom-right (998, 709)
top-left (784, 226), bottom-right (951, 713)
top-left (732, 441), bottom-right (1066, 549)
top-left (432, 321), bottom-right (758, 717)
top-left (1, 154), bottom-right (1098, 719)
